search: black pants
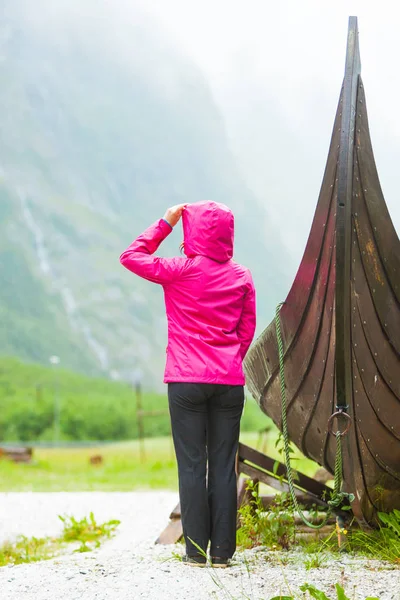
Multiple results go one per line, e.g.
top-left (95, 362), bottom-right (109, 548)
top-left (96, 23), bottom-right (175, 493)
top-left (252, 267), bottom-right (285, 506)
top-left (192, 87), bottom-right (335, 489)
top-left (168, 382), bottom-right (244, 559)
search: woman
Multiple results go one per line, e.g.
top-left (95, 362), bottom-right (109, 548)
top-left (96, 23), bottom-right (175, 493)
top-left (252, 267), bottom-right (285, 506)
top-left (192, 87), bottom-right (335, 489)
top-left (120, 201), bottom-right (256, 568)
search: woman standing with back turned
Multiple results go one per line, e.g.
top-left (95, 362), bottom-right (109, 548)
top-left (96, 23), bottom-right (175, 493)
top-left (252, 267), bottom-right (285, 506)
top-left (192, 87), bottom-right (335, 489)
top-left (120, 201), bottom-right (256, 568)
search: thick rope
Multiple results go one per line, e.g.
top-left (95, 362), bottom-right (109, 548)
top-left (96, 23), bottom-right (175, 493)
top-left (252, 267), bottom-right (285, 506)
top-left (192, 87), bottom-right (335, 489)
top-left (275, 302), bottom-right (353, 529)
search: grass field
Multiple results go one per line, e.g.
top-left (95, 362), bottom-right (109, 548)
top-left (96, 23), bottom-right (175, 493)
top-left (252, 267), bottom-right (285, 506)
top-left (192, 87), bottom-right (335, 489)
top-left (0, 357), bottom-right (322, 492)
top-left (0, 431), bottom-right (321, 492)
top-left (0, 356), bottom-right (276, 442)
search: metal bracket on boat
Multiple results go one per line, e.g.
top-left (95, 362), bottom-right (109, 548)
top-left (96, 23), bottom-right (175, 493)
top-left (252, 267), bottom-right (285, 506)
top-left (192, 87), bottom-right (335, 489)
top-left (327, 410), bottom-right (352, 436)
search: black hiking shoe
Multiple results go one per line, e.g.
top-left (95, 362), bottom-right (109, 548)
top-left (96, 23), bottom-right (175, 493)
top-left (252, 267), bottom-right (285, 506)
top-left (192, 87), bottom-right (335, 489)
top-left (211, 557), bottom-right (230, 568)
top-left (182, 555), bottom-right (207, 567)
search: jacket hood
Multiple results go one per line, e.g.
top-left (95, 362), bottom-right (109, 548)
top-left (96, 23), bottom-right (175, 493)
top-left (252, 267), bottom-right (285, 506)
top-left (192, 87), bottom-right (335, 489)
top-left (182, 201), bottom-right (234, 262)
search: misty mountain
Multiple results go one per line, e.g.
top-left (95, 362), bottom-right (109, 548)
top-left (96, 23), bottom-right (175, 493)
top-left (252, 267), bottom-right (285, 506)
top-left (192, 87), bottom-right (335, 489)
top-left (0, 0), bottom-right (292, 386)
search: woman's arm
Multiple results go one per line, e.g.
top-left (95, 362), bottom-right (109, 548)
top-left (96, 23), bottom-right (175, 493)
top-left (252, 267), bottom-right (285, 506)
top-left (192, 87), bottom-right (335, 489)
top-left (237, 274), bottom-right (256, 359)
top-left (119, 205), bottom-right (186, 285)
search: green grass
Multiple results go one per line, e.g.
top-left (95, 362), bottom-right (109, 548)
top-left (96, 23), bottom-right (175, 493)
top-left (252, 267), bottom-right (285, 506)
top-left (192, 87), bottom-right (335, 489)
top-left (0, 355), bottom-right (321, 492)
top-left (0, 432), bottom-right (320, 492)
top-left (0, 356), bottom-right (272, 442)
top-left (0, 438), bottom-right (177, 491)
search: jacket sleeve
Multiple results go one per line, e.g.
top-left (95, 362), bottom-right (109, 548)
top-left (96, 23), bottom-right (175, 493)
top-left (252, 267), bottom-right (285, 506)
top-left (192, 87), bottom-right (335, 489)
top-left (119, 219), bottom-right (186, 285)
top-left (237, 274), bottom-right (256, 359)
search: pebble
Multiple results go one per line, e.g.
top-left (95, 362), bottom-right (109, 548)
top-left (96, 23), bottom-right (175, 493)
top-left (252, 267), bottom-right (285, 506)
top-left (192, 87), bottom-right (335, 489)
top-left (0, 492), bottom-right (398, 600)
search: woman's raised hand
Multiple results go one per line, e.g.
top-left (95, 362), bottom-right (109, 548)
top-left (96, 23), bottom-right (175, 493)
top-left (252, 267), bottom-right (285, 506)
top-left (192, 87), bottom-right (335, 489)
top-left (163, 204), bottom-right (187, 227)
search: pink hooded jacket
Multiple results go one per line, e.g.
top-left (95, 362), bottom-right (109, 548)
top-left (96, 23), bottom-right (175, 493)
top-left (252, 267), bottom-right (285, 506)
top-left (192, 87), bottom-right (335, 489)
top-left (120, 201), bottom-right (256, 385)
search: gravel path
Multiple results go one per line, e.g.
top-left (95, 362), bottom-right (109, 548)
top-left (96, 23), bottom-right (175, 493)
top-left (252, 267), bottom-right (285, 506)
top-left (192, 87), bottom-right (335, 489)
top-left (0, 492), bottom-right (398, 600)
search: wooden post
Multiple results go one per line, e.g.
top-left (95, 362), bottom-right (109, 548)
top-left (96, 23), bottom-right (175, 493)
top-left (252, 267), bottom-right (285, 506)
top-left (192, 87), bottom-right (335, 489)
top-left (256, 426), bottom-right (270, 454)
top-left (49, 355), bottom-right (61, 445)
top-left (36, 384), bottom-right (42, 403)
top-left (336, 514), bottom-right (348, 551)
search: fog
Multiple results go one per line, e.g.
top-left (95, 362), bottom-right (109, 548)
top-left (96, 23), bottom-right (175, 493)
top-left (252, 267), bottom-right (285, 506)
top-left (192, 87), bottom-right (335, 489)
top-left (140, 0), bottom-right (400, 265)
top-left (6, 0), bottom-right (400, 266)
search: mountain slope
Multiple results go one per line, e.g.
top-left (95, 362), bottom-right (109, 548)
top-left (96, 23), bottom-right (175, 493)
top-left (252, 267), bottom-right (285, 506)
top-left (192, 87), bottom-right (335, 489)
top-left (0, 0), bottom-right (291, 385)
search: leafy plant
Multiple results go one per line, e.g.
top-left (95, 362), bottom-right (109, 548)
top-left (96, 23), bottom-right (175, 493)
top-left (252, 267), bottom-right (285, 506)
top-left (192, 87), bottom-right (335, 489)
top-left (300, 583), bottom-right (378, 600)
top-left (378, 508), bottom-right (400, 538)
top-left (237, 482), bottom-right (295, 550)
top-left (269, 583), bottom-right (379, 600)
top-left (347, 509), bottom-right (400, 564)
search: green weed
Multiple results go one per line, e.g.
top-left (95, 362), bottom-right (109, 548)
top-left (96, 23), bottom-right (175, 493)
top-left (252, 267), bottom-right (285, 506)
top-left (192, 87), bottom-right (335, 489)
top-left (59, 512), bottom-right (120, 552)
top-left (0, 535), bottom-right (58, 567)
top-left (237, 481), bottom-right (295, 550)
top-left (347, 509), bottom-right (400, 565)
top-left (303, 552), bottom-right (329, 570)
top-left (0, 513), bottom-right (119, 566)
top-left (378, 508), bottom-right (400, 538)
top-left (269, 582), bottom-right (379, 599)
top-left (300, 582), bottom-right (378, 600)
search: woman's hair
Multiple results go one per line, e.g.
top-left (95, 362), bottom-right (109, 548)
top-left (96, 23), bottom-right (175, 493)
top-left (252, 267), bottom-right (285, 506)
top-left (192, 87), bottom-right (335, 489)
top-left (179, 242), bottom-right (185, 255)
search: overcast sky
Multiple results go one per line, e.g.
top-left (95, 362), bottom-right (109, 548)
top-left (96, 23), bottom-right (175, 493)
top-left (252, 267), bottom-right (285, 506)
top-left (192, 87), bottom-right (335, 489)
top-left (137, 0), bottom-right (400, 260)
top-left (14, 0), bottom-right (399, 262)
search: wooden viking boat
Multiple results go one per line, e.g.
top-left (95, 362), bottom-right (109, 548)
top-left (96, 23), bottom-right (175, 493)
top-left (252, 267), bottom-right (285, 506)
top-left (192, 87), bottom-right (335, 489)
top-left (244, 16), bottom-right (400, 526)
